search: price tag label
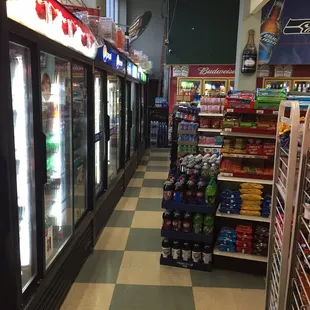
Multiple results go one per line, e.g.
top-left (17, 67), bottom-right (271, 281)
top-left (273, 111), bottom-right (278, 115)
top-left (256, 110), bottom-right (264, 114)
top-left (220, 173), bottom-right (233, 177)
top-left (224, 128), bottom-right (232, 132)
top-left (227, 109), bottom-right (234, 113)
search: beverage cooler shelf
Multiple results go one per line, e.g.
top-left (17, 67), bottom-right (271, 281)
top-left (162, 200), bottom-right (216, 214)
top-left (160, 255), bottom-right (212, 272)
top-left (161, 228), bottom-right (214, 244)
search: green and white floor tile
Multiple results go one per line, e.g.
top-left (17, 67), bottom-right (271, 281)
top-left (61, 148), bottom-right (265, 310)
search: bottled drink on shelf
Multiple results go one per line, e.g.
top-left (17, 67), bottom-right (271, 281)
top-left (173, 179), bottom-right (184, 202)
top-left (182, 242), bottom-right (192, 262)
top-left (183, 212), bottom-right (193, 233)
top-left (172, 211), bottom-right (183, 232)
top-left (161, 239), bottom-right (171, 258)
top-left (203, 244), bottom-right (212, 264)
top-left (172, 240), bottom-right (181, 260)
top-left (258, 0), bottom-right (284, 64)
top-left (185, 176), bottom-right (196, 202)
top-left (241, 29), bottom-right (257, 73)
top-left (196, 178), bottom-right (206, 202)
top-left (193, 213), bottom-right (203, 234)
top-left (205, 177), bottom-right (217, 206)
top-left (192, 243), bottom-right (201, 263)
top-left (203, 215), bottom-right (214, 235)
top-left (163, 178), bottom-right (174, 201)
top-left (162, 210), bottom-right (173, 230)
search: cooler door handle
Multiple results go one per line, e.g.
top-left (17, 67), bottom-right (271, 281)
top-left (106, 115), bottom-right (111, 141)
top-left (40, 132), bottom-right (47, 184)
top-left (129, 110), bottom-right (133, 129)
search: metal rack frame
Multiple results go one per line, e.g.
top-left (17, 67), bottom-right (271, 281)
top-left (266, 101), bottom-right (301, 310)
top-left (286, 106), bottom-right (310, 310)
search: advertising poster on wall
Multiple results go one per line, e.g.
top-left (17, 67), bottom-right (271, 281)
top-left (259, 0), bottom-right (310, 64)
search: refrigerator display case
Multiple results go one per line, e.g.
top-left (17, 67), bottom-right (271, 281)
top-left (10, 42), bottom-right (37, 291)
top-left (177, 78), bottom-right (202, 95)
top-left (94, 70), bottom-right (105, 194)
top-left (203, 79), bottom-right (227, 97)
top-left (293, 79), bottom-right (310, 92)
top-left (263, 78), bottom-right (292, 91)
top-left (41, 52), bottom-right (73, 267)
top-left (130, 82), bottom-right (137, 157)
top-left (229, 79), bottom-right (235, 91)
top-left (107, 75), bottom-right (121, 184)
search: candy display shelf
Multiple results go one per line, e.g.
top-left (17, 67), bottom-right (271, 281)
top-left (221, 131), bottom-right (276, 139)
top-left (198, 128), bottom-right (222, 133)
top-left (213, 249), bottom-right (268, 263)
top-left (225, 108), bottom-right (278, 115)
top-left (199, 112), bottom-right (224, 117)
top-left (162, 200), bottom-right (216, 214)
top-left (160, 255), bottom-right (212, 272)
top-left (161, 228), bottom-right (214, 243)
top-left (221, 152), bottom-right (272, 160)
top-left (216, 206), bottom-right (270, 223)
top-left (218, 173), bottom-right (273, 184)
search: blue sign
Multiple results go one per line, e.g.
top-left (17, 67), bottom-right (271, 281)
top-left (259, 0), bottom-right (310, 64)
top-left (127, 61), bottom-right (133, 76)
top-left (96, 44), bottom-right (126, 72)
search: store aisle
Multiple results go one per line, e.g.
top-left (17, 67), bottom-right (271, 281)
top-left (61, 148), bottom-right (266, 310)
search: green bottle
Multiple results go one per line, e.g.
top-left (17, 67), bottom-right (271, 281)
top-left (203, 215), bottom-right (214, 235)
top-left (193, 213), bottom-right (203, 234)
top-left (205, 177), bottom-right (217, 206)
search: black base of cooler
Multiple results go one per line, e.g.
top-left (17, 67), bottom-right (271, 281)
top-left (160, 255), bottom-right (212, 272)
top-left (124, 152), bottom-right (138, 188)
top-left (161, 228), bottom-right (214, 244)
top-left (162, 200), bottom-right (216, 214)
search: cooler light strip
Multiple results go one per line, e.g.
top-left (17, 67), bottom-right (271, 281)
top-left (94, 77), bottom-right (101, 185)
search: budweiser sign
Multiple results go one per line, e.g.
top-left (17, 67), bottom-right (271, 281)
top-left (198, 67), bottom-right (235, 75)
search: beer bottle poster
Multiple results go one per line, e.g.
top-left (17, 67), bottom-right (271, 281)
top-left (259, 0), bottom-right (310, 65)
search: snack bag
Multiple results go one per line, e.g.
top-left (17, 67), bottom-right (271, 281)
top-left (240, 183), bottom-right (264, 190)
top-left (241, 194), bottom-right (263, 201)
top-left (240, 189), bottom-right (263, 195)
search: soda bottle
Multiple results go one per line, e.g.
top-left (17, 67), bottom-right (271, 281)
top-left (196, 178), bottom-right (206, 203)
top-left (202, 244), bottom-right (212, 264)
top-left (162, 210), bottom-right (173, 230)
top-left (193, 213), bottom-right (203, 234)
top-left (203, 215), bottom-right (215, 235)
top-left (209, 163), bottom-right (218, 178)
top-left (161, 239), bottom-right (171, 258)
top-left (163, 178), bottom-right (174, 201)
top-left (182, 212), bottom-right (193, 233)
top-left (192, 243), bottom-right (201, 263)
top-left (172, 211), bottom-right (183, 232)
top-left (185, 176), bottom-right (196, 202)
top-left (205, 177), bottom-right (217, 206)
top-left (182, 242), bottom-right (192, 262)
top-left (172, 240), bottom-right (181, 260)
top-left (173, 179), bottom-right (184, 202)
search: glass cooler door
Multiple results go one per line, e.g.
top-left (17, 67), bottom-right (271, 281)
top-left (41, 52), bottom-right (73, 268)
top-left (72, 64), bottom-right (87, 224)
top-left (130, 82), bottom-right (137, 157)
top-left (94, 70), bottom-right (105, 193)
top-left (10, 42), bottom-right (37, 290)
top-left (107, 75), bottom-right (120, 185)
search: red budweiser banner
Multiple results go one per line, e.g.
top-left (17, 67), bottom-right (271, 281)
top-left (172, 64), bottom-right (235, 78)
top-left (64, 5), bottom-right (101, 17)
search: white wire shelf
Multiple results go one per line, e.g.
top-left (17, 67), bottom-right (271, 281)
top-left (213, 249), bottom-right (268, 262)
top-left (276, 182), bottom-right (287, 201)
top-left (217, 174), bottom-right (273, 185)
top-left (199, 112), bottom-right (224, 117)
top-left (198, 144), bottom-right (222, 148)
top-left (216, 207), bottom-right (270, 223)
top-left (198, 128), bottom-right (222, 133)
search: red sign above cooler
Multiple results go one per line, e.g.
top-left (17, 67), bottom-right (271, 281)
top-left (172, 65), bottom-right (235, 78)
top-left (6, 0), bottom-right (98, 59)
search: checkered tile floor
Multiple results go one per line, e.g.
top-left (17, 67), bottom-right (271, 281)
top-left (61, 149), bottom-right (266, 310)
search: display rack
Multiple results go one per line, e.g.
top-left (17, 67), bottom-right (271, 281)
top-left (285, 105), bottom-right (310, 309)
top-left (265, 101), bottom-right (301, 310)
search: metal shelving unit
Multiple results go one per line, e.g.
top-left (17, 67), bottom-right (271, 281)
top-left (285, 105), bottom-right (310, 310)
top-left (265, 101), bottom-right (301, 310)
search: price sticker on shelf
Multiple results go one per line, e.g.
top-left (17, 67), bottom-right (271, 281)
top-left (227, 109), bottom-right (234, 113)
top-left (273, 111), bottom-right (278, 115)
top-left (224, 128), bottom-right (232, 132)
top-left (256, 110), bottom-right (264, 114)
top-left (220, 173), bottom-right (233, 177)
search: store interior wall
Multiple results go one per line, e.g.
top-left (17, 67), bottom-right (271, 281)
top-left (127, 0), bottom-right (166, 79)
top-left (166, 0), bottom-right (240, 65)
